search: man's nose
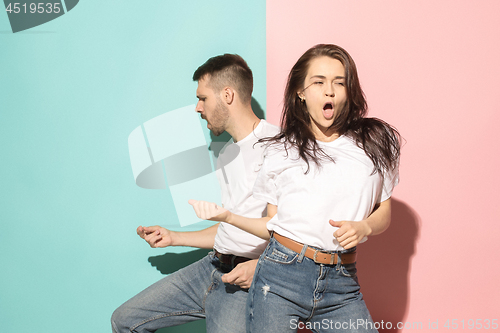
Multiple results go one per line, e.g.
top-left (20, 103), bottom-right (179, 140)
top-left (195, 101), bottom-right (203, 113)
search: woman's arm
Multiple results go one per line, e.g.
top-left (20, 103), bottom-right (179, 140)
top-left (227, 203), bottom-right (277, 240)
top-left (188, 200), bottom-right (277, 240)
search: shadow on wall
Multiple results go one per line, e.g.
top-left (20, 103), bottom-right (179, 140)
top-left (157, 320), bottom-right (206, 333)
top-left (148, 249), bottom-right (211, 275)
top-left (356, 198), bottom-right (420, 333)
top-left (250, 97), bottom-right (266, 121)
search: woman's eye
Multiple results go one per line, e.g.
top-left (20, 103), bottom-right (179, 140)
top-left (335, 82), bottom-right (345, 86)
top-left (314, 81), bottom-right (323, 85)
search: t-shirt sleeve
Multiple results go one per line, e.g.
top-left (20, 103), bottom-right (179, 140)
top-left (252, 155), bottom-right (278, 206)
top-left (381, 159), bottom-right (400, 202)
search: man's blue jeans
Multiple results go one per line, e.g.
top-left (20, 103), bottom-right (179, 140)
top-left (111, 252), bottom-right (248, 333)
top-left (247, 237), bottom-right (377, 333)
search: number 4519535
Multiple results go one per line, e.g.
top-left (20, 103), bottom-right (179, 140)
top-left (444, 319), bottom-right (498, 330)
top-left (6, 3), bottom-right (62, 14)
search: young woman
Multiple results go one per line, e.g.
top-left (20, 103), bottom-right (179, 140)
top-left (190, 44), bottom-right (401, 333)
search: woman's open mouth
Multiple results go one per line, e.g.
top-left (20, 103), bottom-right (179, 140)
top-left (323, 102), bottom-right (334, 119)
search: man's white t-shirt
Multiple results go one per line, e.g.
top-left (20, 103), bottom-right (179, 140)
top-left (213, 120), bottom-right (279, 258)
top-left (253, 135), bottom-right (399, 252)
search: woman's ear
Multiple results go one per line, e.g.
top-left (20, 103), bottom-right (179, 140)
top-left (297, 91), bottom-right (305, 102)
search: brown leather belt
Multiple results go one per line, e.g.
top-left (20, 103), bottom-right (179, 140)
top-left (214, 250), bottom-right (251, 269)
top-left (273, 233), bottom-right (356, 265)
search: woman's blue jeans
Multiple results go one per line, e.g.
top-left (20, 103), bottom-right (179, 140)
top-left (247, 237), bottom-right (377, 333)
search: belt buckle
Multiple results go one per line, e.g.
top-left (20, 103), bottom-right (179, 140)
top-left (313, 249), bottom-right (321, 263)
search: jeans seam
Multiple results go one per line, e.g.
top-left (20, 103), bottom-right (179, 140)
top-left (306, 266), bottom-right (323, 323)
top-left (129, 309), bottom-right (204, 332)
top-left (247, 257), bottom-right (264, 333)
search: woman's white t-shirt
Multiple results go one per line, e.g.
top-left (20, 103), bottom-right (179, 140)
top-left (253, 135), bottom-right (399, 251)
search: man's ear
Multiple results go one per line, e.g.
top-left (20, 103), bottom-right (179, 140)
top-left (222, 87), bottom-right (235, 105)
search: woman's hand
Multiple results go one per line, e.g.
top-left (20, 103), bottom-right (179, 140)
top-left (189, 199), bottom-right (231, 222)
top-left (330, 199), bottom-right (392, 249)
top-left (329, 220), bottom-right (372, 249)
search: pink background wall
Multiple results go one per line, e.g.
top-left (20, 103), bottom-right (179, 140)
top-left (267, 1), bottom-right (500, 331)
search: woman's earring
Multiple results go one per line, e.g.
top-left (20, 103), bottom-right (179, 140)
top-left (299, 96), bottom-right (305, 102)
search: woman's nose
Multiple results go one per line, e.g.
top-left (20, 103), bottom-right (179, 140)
top-left (325, 84), bottom-right (335, 97)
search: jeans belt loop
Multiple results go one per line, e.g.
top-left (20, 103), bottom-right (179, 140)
top-left (298, 244), bottom-right (308, 263)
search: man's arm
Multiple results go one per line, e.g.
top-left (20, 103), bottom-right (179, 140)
top-left (330, 198), bottom-right (392, 249)
top-left (137, 223), bottom-right (219, 249)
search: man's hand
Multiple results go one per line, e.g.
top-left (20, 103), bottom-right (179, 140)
top-left (330, 220), bottom-right (372, 250)
top-left (221, 259), bottom-right (258, 289)
top-left (137, 225), bottom-right (174, 248)
top-left (188, 199), bottom-right (231, 222)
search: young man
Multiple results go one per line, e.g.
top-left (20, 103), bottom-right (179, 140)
top-left (111, 54), bottom-right (279, 333)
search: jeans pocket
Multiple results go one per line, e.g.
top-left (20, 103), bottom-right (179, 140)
top-left (339, 263), bottom-right (358, 277)
top-left (263, 240), bottom-right (298, 265)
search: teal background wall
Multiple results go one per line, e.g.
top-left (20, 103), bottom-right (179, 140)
top-left (0, 1), bottom-right (266, 331)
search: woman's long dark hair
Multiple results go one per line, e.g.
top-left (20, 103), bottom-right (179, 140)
top-left (262, 44), bottom-right (401, 175)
